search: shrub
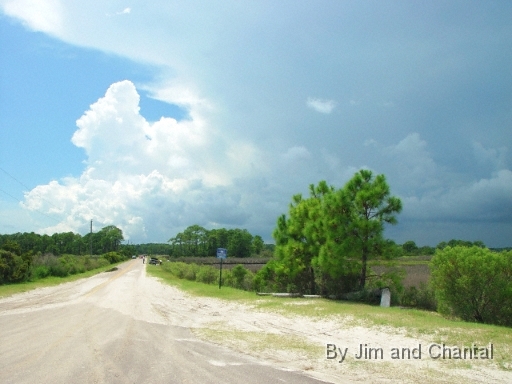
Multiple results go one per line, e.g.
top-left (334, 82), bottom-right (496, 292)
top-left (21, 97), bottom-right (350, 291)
top-left (231, 265), bottom-right (249, 289)
top-left (101, 252), bottom-right (124, 264)
top-left (31, 265), bottom-right (51, 279)
top-left (399, 283), bottom-right (437, 311)
top-left (242, 272), bottom-right (255, 291)
top-left (0, 249), bottom-right (32, 284)
top-left (196, 265), bottom-right (218, 284)
top-left (430, 246), bottom-right (512, 326)
top-left (184, 263), bottom-right (200, 281)
top-left (30, 253), bottom-right (110, 280)
top-left (162, 262), bottom-right (188, 278)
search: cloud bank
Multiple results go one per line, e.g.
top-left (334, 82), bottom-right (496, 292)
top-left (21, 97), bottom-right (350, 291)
top-left (22, 82), bottom-right (511, 245)
top-left (2, 1), bottom-right (510, 246)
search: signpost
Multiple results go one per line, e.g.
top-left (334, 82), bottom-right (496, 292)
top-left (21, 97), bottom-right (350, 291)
top-left (216, 248), bottom-right (227, 289)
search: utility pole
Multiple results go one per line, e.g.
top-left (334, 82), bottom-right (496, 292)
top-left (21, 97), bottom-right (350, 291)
top-left (90, 220), bottom-right (93, 256)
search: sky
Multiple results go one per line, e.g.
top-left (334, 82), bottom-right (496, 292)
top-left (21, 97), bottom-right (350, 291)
top-left (0, 1), bottom-right (511, 247)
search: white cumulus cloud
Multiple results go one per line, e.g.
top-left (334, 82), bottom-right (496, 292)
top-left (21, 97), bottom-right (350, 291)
top-left (23, 80), bottom-right (266, 241)
top-left (306, 97), bottom-right (337, 114)
top-left (3, 0), bottom-right (64, 35)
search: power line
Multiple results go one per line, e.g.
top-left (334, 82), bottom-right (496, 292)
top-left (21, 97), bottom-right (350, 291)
top-left (0, 187), bottom-right (61, 223)
top-left (0, 166), bottom-right (62, 211)
top-left (0, 167), bottom-right (60, 222)
top-left (0, 167), bottom-right (32, 190)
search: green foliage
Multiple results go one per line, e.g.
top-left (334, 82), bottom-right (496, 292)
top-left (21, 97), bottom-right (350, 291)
top-left (161, 261), bottom-right (256, 291)
top-left (101, 251), bottom-right (125, 264)
top-left (0, 241), bottom-right (32, 284)
top-left (230, 265), bottom-right (249, 289)
top-left (0, 249), bottom-right (32, 284)
top-left (436, 239), bottom-right (486, 250)
top-left (168, 225), bottom-right (264, 258)
top-left (29, 253), bottom-right (110, 280)
top-left (0, 226), bottom-right (125, 256)
top-left (196, 265), bottom-right (218, 284)
top-left (252, 235), bottom-right (264, 255)
top-left (367, 266), bottom-right (405, 305)
top-left (261, 169), bottom-right (402, 298)
top-left (184, 263), bottom-right (200, 281)
top-left (227, 229), bottom-right (253, 258)
top-left (402, 240), bottom-right (418, 254)
top-left (430, 246), bottom-right (512, 326)
top-left (399, 283), bottom-right (437, 311)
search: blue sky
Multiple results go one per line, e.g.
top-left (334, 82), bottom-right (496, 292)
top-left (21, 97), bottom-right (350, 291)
top-left (1, 1), bottom-right (511, 247)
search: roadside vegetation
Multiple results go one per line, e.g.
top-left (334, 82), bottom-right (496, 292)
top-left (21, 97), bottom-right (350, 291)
top-left (0, 225), bottom-right (132, 293)
top-left (0, 258), bottom-right (126, 298)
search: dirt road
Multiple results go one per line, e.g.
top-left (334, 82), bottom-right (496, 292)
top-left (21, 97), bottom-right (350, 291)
top-left (0, 260), bottom-right (328, 384)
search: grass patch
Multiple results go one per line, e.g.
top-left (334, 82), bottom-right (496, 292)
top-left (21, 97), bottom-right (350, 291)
top-left (0, 260), bottom-right (126, 298)
top-left (195, 327), bottom-right (322, 360)
top-left (147, 264), bottom-right (257, 301)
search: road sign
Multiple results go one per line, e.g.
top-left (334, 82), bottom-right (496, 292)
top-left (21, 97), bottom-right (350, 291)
top-left (216, 248), bottom-right (227, 259)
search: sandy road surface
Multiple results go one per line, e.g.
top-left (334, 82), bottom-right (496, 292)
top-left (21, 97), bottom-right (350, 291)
top-left (0, 260), bottom-right (328, 384)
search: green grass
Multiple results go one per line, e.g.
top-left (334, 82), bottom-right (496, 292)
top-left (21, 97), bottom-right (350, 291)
top-left (0, 260), bottom-right (126, 298)
top-left (147, 264), bottom-right (512, 370)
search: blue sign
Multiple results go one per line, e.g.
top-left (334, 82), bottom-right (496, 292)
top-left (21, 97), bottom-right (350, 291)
top-left (216, 248), bottom-right (227, 259)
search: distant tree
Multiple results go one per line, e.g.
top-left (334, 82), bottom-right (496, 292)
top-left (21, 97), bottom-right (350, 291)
top-left (418, 245), bottom-right (435, 255)
top-left (207, 228), bottom-right (229, 256)
top-left (168, 226), bottom-right (263, 257)
top-left (402, 241), bottom-right (418, 255)
top-left (227, 229), bottom-right (253, 258)
top-left (182, 225), bottom-right (208, 255)
top-left (437, 239), bottom-right (486, 250)
top-left (98, 226), bottom-right (124, 253)
top-left (252, 235), bottom-right (264, 255)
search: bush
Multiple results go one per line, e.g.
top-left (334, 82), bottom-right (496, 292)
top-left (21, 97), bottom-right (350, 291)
top-left (242, 272), bottom-right (255, 291)
top-left (399, 283), bottom-right (437, 311)
top-left (196, 265), bottom-right (218, 284)
top-left (30, 253), bottom-right (111, 280)
top-left (184, 263), bottom-right (200, 281)
top-left (101, 252), bottom-right (124, 264)
top-left (31, 265), bottom-right (51, 279)
top-left (0, 249), bottom-right (32, 284)
top-left (231, 265), bottom-right (249, 289)
top-left (162, 262), bottom-right (188, 278)
top-left (430, 246), bottom-right (512, 326)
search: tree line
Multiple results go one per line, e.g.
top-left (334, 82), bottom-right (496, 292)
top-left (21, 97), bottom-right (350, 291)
top-left (400, 239), bottom-right (486, 256)
top-left (0, 225), bottom-right (124, 256)
top-left (168, 224), bottom-right (265, 258)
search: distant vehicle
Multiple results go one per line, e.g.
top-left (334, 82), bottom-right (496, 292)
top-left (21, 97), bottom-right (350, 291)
top-left (149, 258), bottom-right (160, 265)
top-left (132, 255), bottom-right (137, 259)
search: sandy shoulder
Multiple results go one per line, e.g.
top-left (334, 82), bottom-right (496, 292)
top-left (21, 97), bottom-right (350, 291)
top-left (144, 274), bottom-right (511, 384)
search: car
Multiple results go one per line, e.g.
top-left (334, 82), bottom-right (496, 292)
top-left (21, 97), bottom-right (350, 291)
top-left (149, 258), bottom-right (160, 265)
top-left (132, 255), bottom-right (137, 259)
